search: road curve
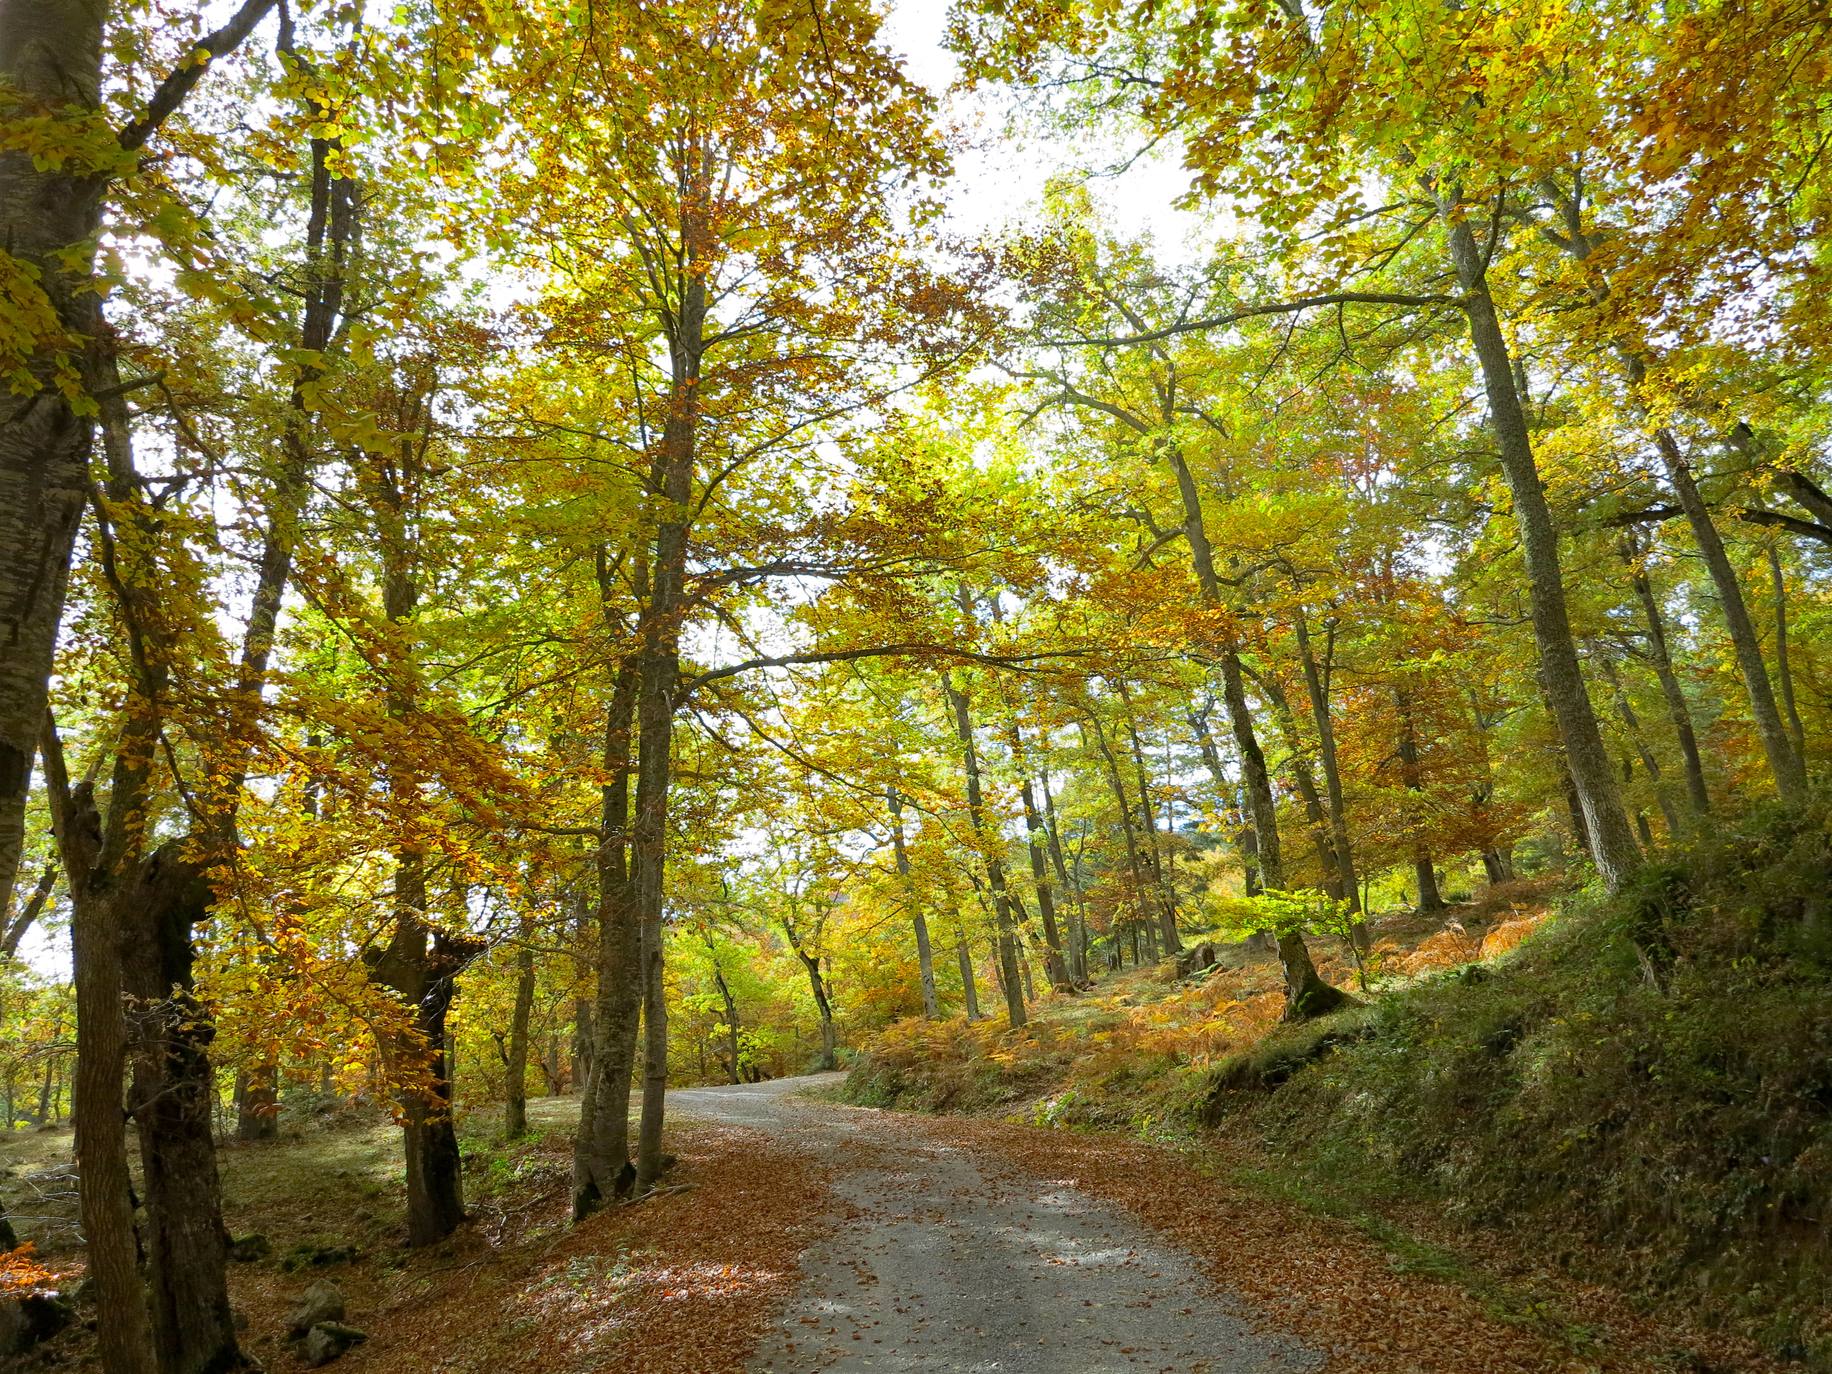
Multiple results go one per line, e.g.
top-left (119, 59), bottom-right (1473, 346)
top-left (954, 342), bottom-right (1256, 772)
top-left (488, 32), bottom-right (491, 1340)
top-left (668, 1076), bottom-right (1322, 1374)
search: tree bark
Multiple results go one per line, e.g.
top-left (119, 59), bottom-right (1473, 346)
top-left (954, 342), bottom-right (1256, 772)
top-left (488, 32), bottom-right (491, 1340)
top-left (1437, 199), bottom-right (1640, 886)
top-left (944, 672), bottom-right (1025, 1027)
top-left (234, 1062), bottom-right (278, 1143)
top-left (573, 650), bottom-right (640, 1216)
top-left (1649, 427), bottom-right (1806, 801)
top-left (956, 935), bottom-right (980, 1021)
top-left (1251, 664), bottom-right (1343, 900)
top-left (1036, 763), bottom-right (1088, 984)
top-left (45, 741), bottom-right (156, 1374)
top-left (1294, 614), bottom-right (1366, 948)
top-left (1626, 553), bottom-right (1712, 818)
top-left (1394, 688), bottom-right (1445, 912)
top-left (504, 920), bottom-right (535, 1138)
top-left (1117, 689), bottom-right (1183, 955)
top-left (1163, 446), bottom-right (1342, 1010)
top-left (0, 0), bottom-right (109, 920)
top-left (1768, 544), bottom-right (1807, 762)
top-left (888, 788), bottom-right (939, 1016)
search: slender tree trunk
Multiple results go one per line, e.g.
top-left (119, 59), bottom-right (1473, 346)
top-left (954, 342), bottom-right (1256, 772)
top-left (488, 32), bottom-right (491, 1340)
top-left (711, 956), bottom-right (742, 1084)
top-left (1627, 556), bottom-right (1712, 817)
top-left (2, 863), bottom-right (57, 959)
top-left (1188, 708), bottom-right (1263, 895)
top-left (956, 935), bottom-right (980, 1020)
top-left (1117, 691), bottom-right (1183, 955)
top-left (504, 921), bottom-right (535, 1138)
top-left (888, 789), bottom-right (939, 1016)
top-left (1085, 715), bottom-right (1157, 951)
top-left (1600, 656), bottom-right (1682, 837)
top-left (1167, 440), bottom-right (1339, 1009)
top-left (1650, 427), bottom-right (1806, 800)
top-left (1769, 545), bottom-right (1808, 761)
top-left (944, 673), bottom-right (1025, 1027)
top-left (1253, 665), bottom-right (1343, 900)
top-left (1394, 688), bottom-right (1445, 912)
top-left (1294, 614), bottom-right (1365, 948)
top-left (1437, 199), bottom-right (1640, 885)
top-left (1036, 763), bottom-right (1088, 984)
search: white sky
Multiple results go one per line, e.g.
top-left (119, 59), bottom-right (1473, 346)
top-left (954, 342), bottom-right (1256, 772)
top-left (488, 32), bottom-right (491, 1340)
top-left (880, 0), bottom-right (1210, 255)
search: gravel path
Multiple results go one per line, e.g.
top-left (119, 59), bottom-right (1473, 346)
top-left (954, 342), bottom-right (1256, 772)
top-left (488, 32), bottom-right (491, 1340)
top-left (668, 1076), bottom-right (1322, 1374)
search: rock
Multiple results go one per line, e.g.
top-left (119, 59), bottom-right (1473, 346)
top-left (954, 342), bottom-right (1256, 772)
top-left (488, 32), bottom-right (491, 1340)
top-left (286, 1280), bottom-right (345, 1337)
top-left (280, 1239), bottom-right (358, 1272)
top-left (228, 1232), bottom-right (271, 1263)
top-left (0, 1290), bottom-right (74, 1356)
top-left (1175, 941), bottom-right (1219, 977)
top-left (296, 1321), bottom-right (367, 1367)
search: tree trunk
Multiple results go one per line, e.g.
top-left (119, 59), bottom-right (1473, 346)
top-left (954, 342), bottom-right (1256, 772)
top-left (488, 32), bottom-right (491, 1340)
top-left (1117, 692), bottom-right (1183, 955)
top-left (1165, 444), bottom-right (1340, 1010)
top-left (1294, 614), bottom-right (1365, 948)
top-left (710, 952), bottom-right (742, 1084)
top-left (1005, 732), bottom-right (1070, 984)
top-left (2, 863), bottom-right (57, 959)
top-left (573, 652), bottom-right (640, 1217)
top-left (1652, 428), bottom-right (1806, 801)
top-left (1036, 763), bottom-right (1088, 984)
top-left (1395, 688), bottom-right (1444, 913)
top-left (888, 789), bottom-right (939, 1016)
top-left (1628, 554), bottom-right (1712, 818)
top-left (504, 923), bottom-right (535, 1139)
top-left (50, 766), bottom-right (157, 1374)
top-left (0, 0), bottom-right (108, 920)
top-left (234, 1062), bottom-right (278, 1143)
top-left (1438, 199), bottom-right (1639, 886)
top-left (1253, 665), bottom-right (1342, 900)
top-left (1600, 655), bottom-right (1682, 837)
top-left (119, 848), bottom-right (244, 1374)
top-left (956, 936), bottom-right (980, 1020)
top-left (1188, 707), bottom-right (1263, 895)
top-left (943, 672), bottom-right (1025, 1028)
top-left (1769, 544), bottom-right (1808, 761)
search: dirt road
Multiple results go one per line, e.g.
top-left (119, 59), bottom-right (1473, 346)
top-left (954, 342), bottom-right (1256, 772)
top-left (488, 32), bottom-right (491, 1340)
top-left (669, 1076), bottom-right (1321, 1374)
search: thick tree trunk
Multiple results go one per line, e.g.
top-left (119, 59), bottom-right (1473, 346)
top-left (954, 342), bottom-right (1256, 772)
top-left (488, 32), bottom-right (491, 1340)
top-left (1628, 557), bottom-right (1712, 818)
top-left (120, 847), bottom-right (244, 1374)
top-left (573, 653), bottom-right (640, 1216)
top-left (0, 0), bottom-right (108, 920)
top-left (944, 672), bottom-right (1025, 1027)
top-left (888, 789), bottom-right (939, 1016)
top-left (504, 928), bottom-right (535, 1138)
top-left (1438, 202), bottom-right (1639, 886)
top-left (50, 766), bottom-right (157, 1374)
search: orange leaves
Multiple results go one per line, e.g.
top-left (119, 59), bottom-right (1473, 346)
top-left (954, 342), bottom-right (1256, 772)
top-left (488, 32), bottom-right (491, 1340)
top-left (0, 1243), bottom-right (61, 1295)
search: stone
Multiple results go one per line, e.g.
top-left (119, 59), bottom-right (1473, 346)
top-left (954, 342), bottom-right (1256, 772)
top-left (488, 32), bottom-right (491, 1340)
top-left (286, 1280), bottom-right (345, 1337)
top-left (0, 1290), bottom-right (74, 1356)
top-left (297, 1321), bottom-right (367, 1367)
top-left (228, 1232), bottom-right (271, 1263)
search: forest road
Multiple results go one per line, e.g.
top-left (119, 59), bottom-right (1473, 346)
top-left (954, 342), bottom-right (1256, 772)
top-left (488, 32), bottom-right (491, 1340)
top-left (668, 1075), bottom-right (1323, 1374)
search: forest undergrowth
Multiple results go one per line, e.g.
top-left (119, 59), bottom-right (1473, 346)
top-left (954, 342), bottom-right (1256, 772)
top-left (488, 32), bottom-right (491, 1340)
top-left (847, 806), bottom-right (1832, 1369)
